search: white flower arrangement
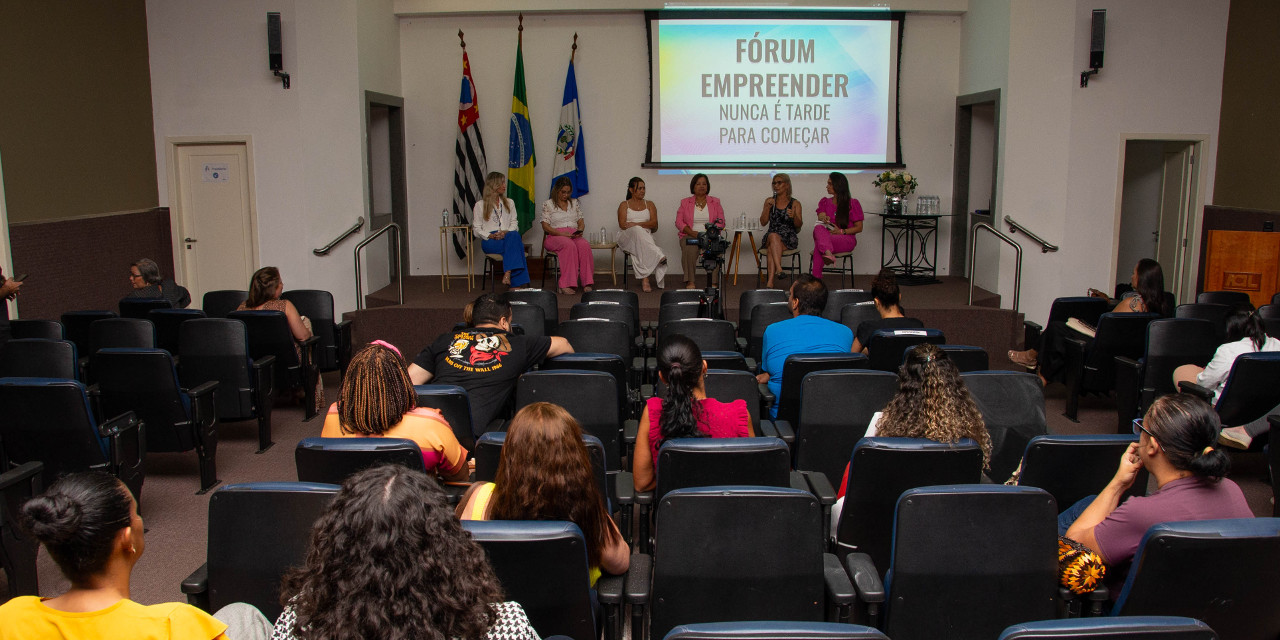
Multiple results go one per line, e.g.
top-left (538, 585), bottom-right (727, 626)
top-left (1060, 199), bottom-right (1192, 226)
top-left (872, 170), bottom-right (918, 196)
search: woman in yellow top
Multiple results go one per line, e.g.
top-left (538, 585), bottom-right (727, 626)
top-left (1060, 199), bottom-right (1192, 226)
top-left (457, 402), bottom-right (629, 585)
top-left (0, 472), bottom-right (268, 639)
top-left (321, 341), bottom-right (469, 481)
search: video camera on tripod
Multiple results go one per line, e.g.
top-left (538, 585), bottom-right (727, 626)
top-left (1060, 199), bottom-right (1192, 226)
top-left (684, 222), bottom-right (728, 318)
top-left (684, 222), bottom-right (729, 274)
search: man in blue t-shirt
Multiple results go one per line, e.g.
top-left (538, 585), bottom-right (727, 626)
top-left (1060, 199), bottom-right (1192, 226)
top-left (756, 274), bottom-right (854, 418)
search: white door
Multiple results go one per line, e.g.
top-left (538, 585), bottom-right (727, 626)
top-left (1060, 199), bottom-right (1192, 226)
top-left (173, 143), bottom-right (256, 302)
top-left (1157, 145), bottom-right (1194, 296)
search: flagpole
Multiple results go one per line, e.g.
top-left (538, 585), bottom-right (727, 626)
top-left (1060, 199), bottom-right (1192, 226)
top-left (518, 13), bottom-right (523, 45)
top-left (571, 33), bottom-right (577, 63)
top-left (458, 29), bottom-right (465, 49)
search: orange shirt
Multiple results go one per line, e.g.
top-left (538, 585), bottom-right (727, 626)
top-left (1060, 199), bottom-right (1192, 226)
top-left (322, 404), bottom-right (467, 477)
top-left (0, 596), bottom-right (228, 640)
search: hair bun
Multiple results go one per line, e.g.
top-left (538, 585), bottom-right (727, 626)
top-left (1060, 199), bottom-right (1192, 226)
top-left (22, 493), bottom-right (83, 545)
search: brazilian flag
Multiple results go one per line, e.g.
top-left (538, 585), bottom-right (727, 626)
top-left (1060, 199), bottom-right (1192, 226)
top-left (507, 40), bottom-right (536, 234)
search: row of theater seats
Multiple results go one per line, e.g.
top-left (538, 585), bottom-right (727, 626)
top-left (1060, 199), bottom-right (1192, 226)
top-left (0, 289), bottom-right (351, 499)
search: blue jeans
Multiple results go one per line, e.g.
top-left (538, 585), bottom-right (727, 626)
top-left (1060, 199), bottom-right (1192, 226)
top-left (1058, 495), bottom-right (1097, 536)
top-left (481, 232), bottom-right (528, 287)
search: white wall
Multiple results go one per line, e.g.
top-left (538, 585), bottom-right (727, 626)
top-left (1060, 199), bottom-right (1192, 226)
top-left (401, 11), bottom-right (962, 280)
top-left (960, 0), bottom-right (1227, 321)
top-left (147, 0), bottom-right (368, 314)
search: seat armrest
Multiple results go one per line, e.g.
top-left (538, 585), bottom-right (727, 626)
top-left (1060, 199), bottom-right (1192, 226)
top-left (744, 357), bottom-right (758, 374)
top-left (823, 552), bottom-right (856, 606)
top-left (1024, 320), bottom-right (1044, 353)
top-left (624, 553), bottom-right (652, 605)
top-left (624, 419), bottom-right (638, 446)
top-left (758, 383), bottom-right (775, 408)
top-left (800, 470), bottom-right (836, 505)
top-left (771, 419), bottom-right (795, 445)
top-left (643, 336), bottom-right (655, 352)
top-left (180, 563), bottom-right (210, 611)
top-left (185, 380), bottom-right (219, 398)
top-left (614, 471), bottom-right (634, 506)
top-left (1177, 381), bottom-right (1214, 401)
top-left (1024, 320), bottom-right (1044, 332)
top-left (252, 355), bottom-right (277, 398)
top-left (634, 489), bottom-right (654, 506)
top-left (735, 336), bottom-right (748, 352)
top-left (1114, 356), bottom-right (1143, 434)
top-left (844, 553), bottom-right (885, 604)
top-left (1270, 415), bottom-right (1280, 428)
top-left (640, 384), bottom-right (653, 399)
top-left (596, 572), bottom-right (624, 605)
top-left (0, 461), bottom-right (43, 491)
top-left (758, 419), bottom-right (779, 439)
top-left (98, 411), bottom-right (140, 439)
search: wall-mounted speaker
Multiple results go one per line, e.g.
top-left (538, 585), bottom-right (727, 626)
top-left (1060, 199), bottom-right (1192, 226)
top-left (267, 12), bottom-right (283, 71)
top-left (1089, 9), bottom-right (1106, 70)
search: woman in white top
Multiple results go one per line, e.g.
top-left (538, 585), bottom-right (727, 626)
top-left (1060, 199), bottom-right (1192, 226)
top-left (616, 177), bottom-right (667, 292)
top-left (473, 172), bottom-right (528, 288)
top-left (541, 176), bottom-right (594, 295)
top-left (1173, 304), bottom-right (1280, 449)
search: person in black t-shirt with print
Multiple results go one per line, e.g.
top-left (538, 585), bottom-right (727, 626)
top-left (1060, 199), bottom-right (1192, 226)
top-left (409, 293), bottom-right (573, 437)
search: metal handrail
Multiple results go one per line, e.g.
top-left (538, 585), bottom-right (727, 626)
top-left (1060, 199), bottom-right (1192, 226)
top-left (968, 222), bottom-right (1024, 312)
top-left (313, 217), bottom-right (365, 256)
top-left (354, 223), bottom-right (403, 310)
top-left (1004, 215), bottom-right (1058, 253)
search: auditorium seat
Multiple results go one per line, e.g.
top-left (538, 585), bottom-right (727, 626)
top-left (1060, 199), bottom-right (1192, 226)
top-left (738, 288), bottom-right (787, 341)
top-left (784, 369), bottom-right (898, 499)
top-left (179, 318), bottom-right (275, 454)
top-left (1114, 318), bottom-right (1217, 432)
top-left (464, 520), bottom-right (624, 640)
top-left (747, 301), bottom-right (792, 362)
top-left (1196, 290), bottom-right (1250, 306)
top-left (181, 482), bottom-right (337, 620)
top-left (9, 319), bottom-right (62, 341)
top-left (0, 339), bottom-right (77, 379)
top-left (201, 290), bottom-right (248, 319)
top-left (1016, 434), bottom-right (1148, 511)
top-left (657, 318), bottom-right (738, 353)
top-left (150, 308), bottom-right (207, 357)
top-left (1062, 312), bottom-right (1160, 421)
top-left (94, 348), bottom-right (220, 493)
top-left (294, 437), bottom-right (424, 484)
top-left (1096, 518), bottom-right (1280, 639)
top-left (833, 438), bottom-right (983, 572)
top-left (1178, 352), bottom-right (1280, 451)
top-left (998, 617), bottom-right (1217, 640)
top-left (507, 288), bottom-right (559, 336)
top-left (846, 485), bottom-right (1058, 639)
top-left (118, 296), bottom-right (172, 319)
top-left (962, 371), bottom-right (1048, 483)
top-left (282, 289), bottom-right (353, 380)
top-left (1023, 296), bottom-right (1109, 356)
top-left (515, 369), bottom-right (624, 473)
top-left (414, 384), bottom-right (477, 451)
top-left (0, 461), bottom-right (43, 597)
top-left (228, 309), bottom-right (321, 421)
top-left (629, 486), bottom-right (855, 640)
top-left (865, 328), bottom-right (945, 372)
top-left (775, 353), bottom-right (871, 429)
top-left (822, 289), bottom-right (871, 321)
top-left (0, 378), bottom-right (144, 505)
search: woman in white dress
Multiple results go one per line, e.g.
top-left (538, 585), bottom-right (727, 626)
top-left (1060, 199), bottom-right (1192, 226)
top-left (616, 177), bottom-right (668, 292)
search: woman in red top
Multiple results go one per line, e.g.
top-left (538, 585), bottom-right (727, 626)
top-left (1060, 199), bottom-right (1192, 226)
top-left (632, 334), bottom-right (753, 491)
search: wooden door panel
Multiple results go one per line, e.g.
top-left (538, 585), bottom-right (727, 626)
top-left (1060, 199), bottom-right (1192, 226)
top-left (1204, 230), bottom-right (1280, 308)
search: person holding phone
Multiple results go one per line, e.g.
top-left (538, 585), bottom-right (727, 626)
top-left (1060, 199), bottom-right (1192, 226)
top-left (0, 268), bottom-right (23, 348)
top-left (541, 176), bottom-right (594, 295)
top-left (473, 172), bottom-right (529, 289)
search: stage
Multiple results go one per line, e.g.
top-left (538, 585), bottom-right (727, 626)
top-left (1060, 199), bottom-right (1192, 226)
top-left (346, 274), bottom-right (1026, 371)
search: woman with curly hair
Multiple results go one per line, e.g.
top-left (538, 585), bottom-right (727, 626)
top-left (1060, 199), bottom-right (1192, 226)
top-left (458, 402), bottom-right (630, 584)
top-left (831, 343), bottom-right (992, 531)
top-left (321, 342), bottom-right (468, 481)
top-left (274, 464), bottom-right (539, 640)
top-left (870, 343), bottom-right (992, 466)
top-left (632, 335), bottom-right (752, 492)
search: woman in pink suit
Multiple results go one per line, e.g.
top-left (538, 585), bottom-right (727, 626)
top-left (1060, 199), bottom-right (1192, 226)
top-left (674, 173), bottom-right (726, 289)
top-left (811, 172), bottom-right (863, 278)
top-left (541, 177), bottom-right (594, 295)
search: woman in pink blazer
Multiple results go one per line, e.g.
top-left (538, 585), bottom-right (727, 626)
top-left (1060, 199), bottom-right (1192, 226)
top-left (674, 173), bottom-right (726, 289)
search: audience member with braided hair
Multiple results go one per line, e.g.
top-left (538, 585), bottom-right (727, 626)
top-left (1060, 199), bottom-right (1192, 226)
top-left (273, 464), bottom-right (539, 640)
top-left (632, 335), bottom-right (753, 492)
top-left (321, 341), bottom-right (468, 481)
top-left (849, 268), bottom-right (923, 354)
top-left (1172, 304), bottom-right (1280, 449)
top-left (1062, 393), bottom-right (1252, 568)
top-left (458, 402), bottom-right (630, 584)
top-left (0, 472), bottom-right (269, 639)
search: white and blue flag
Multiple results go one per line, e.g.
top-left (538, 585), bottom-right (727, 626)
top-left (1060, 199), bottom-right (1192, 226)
top-left (552, 60), bottom-right (589, 198)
